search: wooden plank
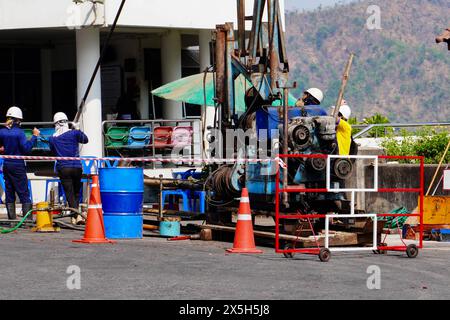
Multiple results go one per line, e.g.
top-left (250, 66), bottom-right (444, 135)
top-left (199, 224), bottom-right (359, 247)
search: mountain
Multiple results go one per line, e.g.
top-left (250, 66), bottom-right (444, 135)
top-left (284, 0), bottom-right (450, 122)
top-left (285, 0), bottom-right (354, 12)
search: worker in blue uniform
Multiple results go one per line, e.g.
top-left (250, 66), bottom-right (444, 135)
top-left (0, 106), bottom-right (40, 221)
top-left (295, 87), bottom-right (327, 116)
top-left (48, 112), bottom-right (89, 225)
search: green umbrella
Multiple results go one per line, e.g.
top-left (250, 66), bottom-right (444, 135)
top-left (151, 72), bottom-right (298, 113)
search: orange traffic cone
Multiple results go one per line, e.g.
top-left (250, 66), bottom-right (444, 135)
top-left (226, 188), bottom-right (263, 254)
top-left (73, 175), bottom-right (115, 244)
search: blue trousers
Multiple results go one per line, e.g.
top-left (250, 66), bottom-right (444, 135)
top-left (3, 164), bottom-right (31, 204)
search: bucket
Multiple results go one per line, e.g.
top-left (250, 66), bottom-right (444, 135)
top-left (159, 217), bottom-right (181, 237)
top-left (99, 167), bottom-right (144, 239)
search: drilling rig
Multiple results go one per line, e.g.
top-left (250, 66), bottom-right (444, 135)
top-left (204, 0), bottom-right (354, 226)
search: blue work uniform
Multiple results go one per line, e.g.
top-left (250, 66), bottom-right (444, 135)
top-left (48, 130), bottom-right (89, 211)
top-left (302, 105), bottom-right (328, 116)
top-left (48, 130), bottom-right (89, 171)
top-left (0, 124), bottom-right (37, 204)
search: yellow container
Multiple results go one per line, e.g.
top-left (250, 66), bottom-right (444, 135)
top-left (32, 202), bottom-right (60, 233)
top-left (423, 196), bottom-right (450, 225)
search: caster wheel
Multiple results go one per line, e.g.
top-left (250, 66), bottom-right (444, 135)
top-left (283, 244), bottom-right (295, 259)
top-left (319, 248), bottom-right (331, 262)
top-left (406, 244), bottom-right (419, 258)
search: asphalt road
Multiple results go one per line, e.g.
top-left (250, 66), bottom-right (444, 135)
top-left (0, 228), bottom-right (449, 300)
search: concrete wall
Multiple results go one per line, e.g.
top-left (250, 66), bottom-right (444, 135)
top-left (0, 0), bottom-right (104, 29)
top-left (106, 0), bottom-right (285, 30)
top-left (0, 0), bottom-right (285, 30)
top-left (358, 164), bottom-right (450, 213)
top-left (346, 147), bottom-right (449, 213)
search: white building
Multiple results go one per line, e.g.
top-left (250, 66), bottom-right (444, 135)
top-left (0, 0), bottom-right (285, 157)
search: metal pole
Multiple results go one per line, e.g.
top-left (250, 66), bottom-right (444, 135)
top-left (277, 81), bottom-right (296, 208)
top-left (236, 0), bottom-right (246, 56)
top-left (283, 87), bottom-right (289, 208)
top-left (159, 174), bottom-right (164, 220)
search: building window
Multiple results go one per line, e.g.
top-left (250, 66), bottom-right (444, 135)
top-left (182, 49), bottom-right (200, 118)
top-left (0, 48), bottom-right (42, 121)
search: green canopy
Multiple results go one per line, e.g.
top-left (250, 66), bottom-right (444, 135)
top-left (151, 72), bottom-right (298, 113)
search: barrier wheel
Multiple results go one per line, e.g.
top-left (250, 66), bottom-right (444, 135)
top-left (373, 243), bottom-right (387, 254)
top-left (319, 248), bottom-right (331, 262)
top-left (283, 244), bottom-right (295, 259)
top-left (406, 244), bottom-right (419, 258)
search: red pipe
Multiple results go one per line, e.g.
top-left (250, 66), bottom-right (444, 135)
top-left (279, 214), bottom-right (326, 219)
top-left (378, 188), bottom-right (421, 193)
top-left (167, 236), bottom-right (191, 241)
top-left (419, 156), bottom-right (425, 248)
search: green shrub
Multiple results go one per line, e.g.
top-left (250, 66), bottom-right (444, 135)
top-left (381, 128), bottom-right (450, 164)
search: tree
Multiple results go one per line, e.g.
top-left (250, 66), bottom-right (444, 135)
top-left (362, 114), bottom-right (393, 137)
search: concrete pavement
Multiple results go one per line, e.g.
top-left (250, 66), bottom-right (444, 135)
top-left (0, 228), bottom-right (449, 300)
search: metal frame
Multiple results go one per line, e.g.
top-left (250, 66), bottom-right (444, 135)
top-left (325, 214), bottom-right (377, 252)
top-left (102, 118), bottom-right (203, 169)
top-left (353, 122), bottom-right (450, 139)
top-left (326, 155), bottom-right (378, 192)
top-left (275, 154), bottom-right (425, 258)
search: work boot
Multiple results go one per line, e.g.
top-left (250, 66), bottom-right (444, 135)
top-left (6, 203), bottom-right (16, 221)
top-left (22, 203), bottom-right (33, 221)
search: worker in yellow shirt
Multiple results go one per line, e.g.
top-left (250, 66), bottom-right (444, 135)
top-left (331, 104), bottom-right (352, 155)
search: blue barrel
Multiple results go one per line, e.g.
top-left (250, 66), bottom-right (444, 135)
top-left (99, 167), bottom-right (144, 239)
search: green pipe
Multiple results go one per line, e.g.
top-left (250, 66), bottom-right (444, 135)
top-left (0, 209), bottom-right (34, 234)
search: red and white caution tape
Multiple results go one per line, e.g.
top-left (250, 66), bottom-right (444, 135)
top-left (274, 156), bottom-right (287, 169)
top-left (0, 155), bottom-right (277, 164)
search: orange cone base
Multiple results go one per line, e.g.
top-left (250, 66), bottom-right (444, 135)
top-left (73, 238), bottom-right (116, 244)
top-left (226, 248), bottom-right (263, 254)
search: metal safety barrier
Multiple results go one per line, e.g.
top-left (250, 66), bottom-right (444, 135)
top-left (353, 122), bottom-right (450, 138)
top-left (275, 154), bottom-right (424, 259)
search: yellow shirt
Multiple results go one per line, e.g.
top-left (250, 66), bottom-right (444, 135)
top-left (336, 119), bottom-right (352, 155)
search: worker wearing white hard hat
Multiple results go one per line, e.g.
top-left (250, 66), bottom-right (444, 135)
top-left (330, 103), bottom-right (352, 156)
top-left (0, 106), bottom-right (40, 222)
top-left (295, 87), bottom-right (324, 107)
top-left (48, 112), bottom-right (88, 225)
top-left (295, 87), bottom-right (327, 116)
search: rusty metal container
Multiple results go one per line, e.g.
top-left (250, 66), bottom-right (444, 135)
top-left (423, 196), bottom-right (450, 225)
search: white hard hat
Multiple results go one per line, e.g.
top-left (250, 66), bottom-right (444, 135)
top-left (6, 106), bottom-right (23, 120)
top-left (339, 104), bottom-right (351, 120)
top-left (53, 112), bottom-right (69, 123)
top-left (305, 88), bottom-right (324, 103)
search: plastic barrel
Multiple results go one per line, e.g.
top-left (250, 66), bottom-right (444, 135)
top-left (99, 167), bottom-right (144, 239)
top-left (159, 219), bottom-right (181, 237)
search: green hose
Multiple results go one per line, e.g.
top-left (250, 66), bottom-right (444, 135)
top-left (377, 207), bottom-right (410, 229)
top-left (0, 209), bottom-right (34, 234)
